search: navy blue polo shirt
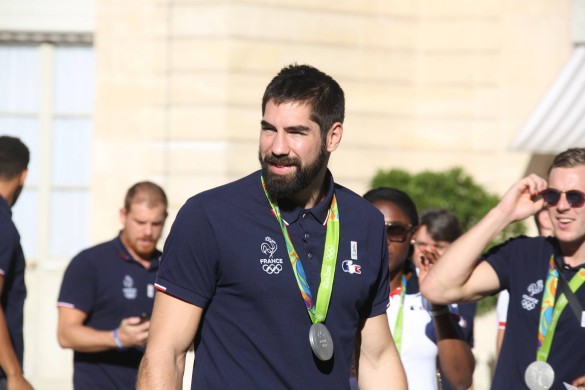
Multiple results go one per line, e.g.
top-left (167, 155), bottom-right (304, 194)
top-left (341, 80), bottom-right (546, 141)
top-left (0, 196), bottom-right (26, 380)
top-left (156, 170), bottom-right (390, 389)
top-left (485, 236), bottom-right (585, 389)
top-left (57, 236), bottom-right (160, 390)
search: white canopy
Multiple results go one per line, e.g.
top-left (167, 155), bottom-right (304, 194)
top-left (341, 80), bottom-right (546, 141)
top-left (510, 45), bottom-right (585, 153)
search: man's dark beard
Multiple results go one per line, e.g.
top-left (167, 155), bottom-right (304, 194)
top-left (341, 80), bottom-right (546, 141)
top-left (259, 145), bottom-right (329, 200)
top-left (12, 183), bottom-right (23, 207)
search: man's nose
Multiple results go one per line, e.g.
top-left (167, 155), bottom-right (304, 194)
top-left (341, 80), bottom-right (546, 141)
top-left (556, 192), bottom-right (572, 211)
top-left (271, 131), bottom-right (290, 156)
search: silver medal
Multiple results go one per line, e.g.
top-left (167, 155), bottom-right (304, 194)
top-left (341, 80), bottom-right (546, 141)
top-left (525, 361), bottom-right (555, 390)
top-left (309, 323), bottom-right (334, 361)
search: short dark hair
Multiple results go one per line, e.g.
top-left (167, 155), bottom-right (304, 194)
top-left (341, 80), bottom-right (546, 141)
top-left (363, 187), bottom-right (419, 226)
top-left (124, 181), bottom-right (168, 217)
top-left (262, 64), bottom-right (345, 139)
top-left (0, 136), bottom-right (29, 180)
top-left (548, 147), bottom-right (585, 174)
top-left (419, 209), bottom-right (462, 243)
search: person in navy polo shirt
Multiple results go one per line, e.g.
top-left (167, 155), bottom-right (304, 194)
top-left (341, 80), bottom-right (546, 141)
top-left (0, 136), bottom-right (33, 390)
top-left (137, 64), bottom-right (407, 389)
top-left (57, 181), bottom-right (168, 389)
top-left (421, 147), bottom-right (585, 389)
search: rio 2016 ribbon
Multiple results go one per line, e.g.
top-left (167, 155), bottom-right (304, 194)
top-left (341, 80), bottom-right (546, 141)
top-left (537, 254), bottom-right (585, 362)
top-left (392, 275), bottom-right (407, 354)
top-left (537, 255), bottom-right (558, 350)
top-left (261, 176), bottom-right (339, 324)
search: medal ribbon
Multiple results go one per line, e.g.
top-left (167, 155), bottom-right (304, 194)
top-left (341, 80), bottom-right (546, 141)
top-left (392, 275), bottom-right (407, 354)
top-left (537, 255), bottom-right (558, 349)
top-left (261, 176), bottom-right (339, 324)
top-left (536, 254), bottom-right (585, 362)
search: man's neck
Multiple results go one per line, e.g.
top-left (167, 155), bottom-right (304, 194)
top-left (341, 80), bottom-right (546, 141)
top-left (120, 237), bottom-right (154, 269)
top-left (562, 255), bottom-right (585, 268)
top-left (390, 271), bottom-right (404, 291)
top-left (132, 256), bottom-right (152, 269)
top-left (558, 239), bottom-right (585, 268)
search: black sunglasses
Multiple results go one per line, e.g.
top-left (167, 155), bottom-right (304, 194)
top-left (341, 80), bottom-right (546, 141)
top-left (542, 188), bottom-right (585, 208)
top-left (385, 222), bottom-right (416, 243)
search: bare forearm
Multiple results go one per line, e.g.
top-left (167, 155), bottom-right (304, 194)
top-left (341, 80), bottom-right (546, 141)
top-left (358, 349), bottom-right (407, 390)
top-left (432, 309), bottom-right (474, 389)
top-left (358, 313), bottom-right (407, 390)
top-left (437, 340), bottom-right (474, 390)
top-left (495, 329), bottom-right (505, 358)
top-left (137, 293), bottom-right (201, 389)
top-left (58, 324), bottom-right (118, 353)
top-left (137, 349), bottom-right (185, 389)
top-left (0, 308), bottom-right (23, 378)
top-left (358, 314), bottom-right (407, 390)
top-left (421, 207), bottom-right (509, 303)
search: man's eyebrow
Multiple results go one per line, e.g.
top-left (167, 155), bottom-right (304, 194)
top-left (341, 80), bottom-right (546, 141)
top-left (260, 120), bottom-right (275, 129)
top-left (284, 125), bottom-right (310, 132)
top-left (260, 121), bottom-right (310, 133)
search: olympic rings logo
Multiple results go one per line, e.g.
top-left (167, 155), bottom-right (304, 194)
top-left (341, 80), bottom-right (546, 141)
top-left (521, 299), bottom-right (536, 311)
top-left (324, 247), bottom-right (336, 259)
top-left (262, 264), bottom-right (283, 274)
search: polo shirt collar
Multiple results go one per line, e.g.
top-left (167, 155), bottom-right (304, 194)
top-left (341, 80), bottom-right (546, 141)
top-left (279, 170), bottom-right (335, 226)
top-left (551, 237), bottom-right (585, 271)
top-left (114, 233), bottom-right (161, 270)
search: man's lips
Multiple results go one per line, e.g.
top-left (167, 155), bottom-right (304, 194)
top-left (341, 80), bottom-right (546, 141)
top-left (555, 216), bottom-right (575, 231)
top-left (270, 164), bottom-right (295, 174)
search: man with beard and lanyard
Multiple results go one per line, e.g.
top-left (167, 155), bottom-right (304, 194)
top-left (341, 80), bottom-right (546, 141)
top-left (421, 147), bottom-right (585, 390)
top-left (0, 136), bottom-right (33, 390)
top-left (137, 64), bottom-right (407, 389)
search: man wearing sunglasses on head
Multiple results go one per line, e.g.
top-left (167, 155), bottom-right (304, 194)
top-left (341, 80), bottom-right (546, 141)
top-left (421, 147), bottom-right (585, 390)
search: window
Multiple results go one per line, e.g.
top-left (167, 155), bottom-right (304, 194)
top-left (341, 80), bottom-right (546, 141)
top-left (0, 39), bottom-right (94, 268)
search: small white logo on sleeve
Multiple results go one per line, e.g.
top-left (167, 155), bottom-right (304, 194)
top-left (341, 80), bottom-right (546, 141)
top-left (351, 241), bottom-right (358, 260)
top-left (147, 283), bottom-right (155, 298)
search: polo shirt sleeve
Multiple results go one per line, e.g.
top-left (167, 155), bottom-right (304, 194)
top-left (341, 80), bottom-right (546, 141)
top-left (483, 237), bottom-right (523, 292)
top-left (0, 222), bottom-right (17, 277)
top-left (366, 221), bottom-right (390, 318)
top-left (155, 198), bottom-right (219, 309)
top-left (57, 253), bottom-right (97, 314)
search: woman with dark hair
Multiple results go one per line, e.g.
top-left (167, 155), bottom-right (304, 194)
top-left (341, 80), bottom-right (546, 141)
top-left (413, 208), bottom-right (477, 390)
top-left (362, 188), bottom-right (474, 390)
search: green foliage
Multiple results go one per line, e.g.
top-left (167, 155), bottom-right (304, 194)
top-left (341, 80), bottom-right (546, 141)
top-left (371, 167), bottom-right (526, 316)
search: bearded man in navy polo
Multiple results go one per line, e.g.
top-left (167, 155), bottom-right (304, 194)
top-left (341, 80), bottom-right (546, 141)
top-left (57, 182), bottom-right (168, 389)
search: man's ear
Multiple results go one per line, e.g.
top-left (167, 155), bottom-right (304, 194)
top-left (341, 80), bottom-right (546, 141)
top-left (119, 207), bottom-right (127, 225)
top-left (18, 170), bottom-right (28, 186)
top-left (326, 122), bottom-right (343, 153)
